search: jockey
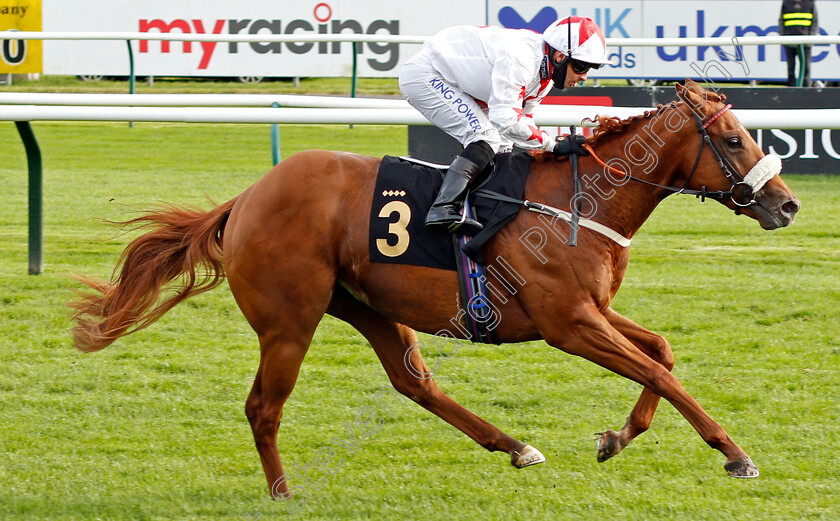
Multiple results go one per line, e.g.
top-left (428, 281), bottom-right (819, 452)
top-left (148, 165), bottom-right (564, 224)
top-left (399, 16), bottom-right (610, 235)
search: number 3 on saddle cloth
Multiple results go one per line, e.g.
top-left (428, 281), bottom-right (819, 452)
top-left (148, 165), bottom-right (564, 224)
top-left (369, 153), bottom-right (532, 344)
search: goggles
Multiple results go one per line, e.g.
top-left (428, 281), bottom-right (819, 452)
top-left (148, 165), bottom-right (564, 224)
top-left (570, 58), bottom-right (600, 74)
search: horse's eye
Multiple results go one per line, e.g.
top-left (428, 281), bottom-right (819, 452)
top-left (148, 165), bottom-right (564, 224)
top-left (726, 137), bottom-right (742, 149)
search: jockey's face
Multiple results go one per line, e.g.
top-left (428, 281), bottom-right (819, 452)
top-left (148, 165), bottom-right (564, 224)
top-left (553, 51), bottom-right (590, 88)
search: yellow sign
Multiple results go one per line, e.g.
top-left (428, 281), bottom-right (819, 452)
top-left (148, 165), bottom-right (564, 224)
top-left (0, 0), bottom-right (42, 73)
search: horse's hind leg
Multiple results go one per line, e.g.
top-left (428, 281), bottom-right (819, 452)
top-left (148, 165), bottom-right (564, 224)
top-left (326, 287), bottom-right (544, 468)
top-left (227, 250), bottom-right (337, 498)
top-left (597, 308), bottom-right (675, 462)
top-left (245, 332), bottom-right (312, 499)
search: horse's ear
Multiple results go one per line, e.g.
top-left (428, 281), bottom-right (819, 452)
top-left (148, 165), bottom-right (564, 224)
top-left (676, 79), bottom-right (709, 118)
top-left (675, 82), bottom-right (687, 102)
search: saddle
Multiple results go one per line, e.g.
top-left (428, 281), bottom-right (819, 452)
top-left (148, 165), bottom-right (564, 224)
top-left (369, 153), bottom-right (532, 268)
top-left (369, 152), bottom-right (532, 343)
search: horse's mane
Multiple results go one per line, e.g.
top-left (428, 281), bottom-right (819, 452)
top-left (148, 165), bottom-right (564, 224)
top-left (533, 89), bottom-right (727, 163)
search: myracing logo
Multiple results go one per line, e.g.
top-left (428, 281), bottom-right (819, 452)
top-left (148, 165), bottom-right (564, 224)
top-left (138, 2), bottom-right (400, 71)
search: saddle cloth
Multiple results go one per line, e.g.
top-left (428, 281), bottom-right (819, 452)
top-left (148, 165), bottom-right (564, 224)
top-left (368, 152), bottom-right (532, 270)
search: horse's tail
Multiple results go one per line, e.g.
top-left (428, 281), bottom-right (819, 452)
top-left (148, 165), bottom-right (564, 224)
top-left (69, 196), bottom-right (239, 352)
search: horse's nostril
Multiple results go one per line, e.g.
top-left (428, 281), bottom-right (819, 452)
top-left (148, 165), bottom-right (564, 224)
top-left (782, 200), bottom-right (800, 216)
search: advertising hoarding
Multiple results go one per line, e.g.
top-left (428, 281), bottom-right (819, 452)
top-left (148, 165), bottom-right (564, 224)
top-left (39, 0), bottom-right (482, 78)
top-left (491, 1), bottom-right (840, 82)
top-left (0, 0), bottom-right (41, 73)
top-left (30, 0), bottom-right (840, 81)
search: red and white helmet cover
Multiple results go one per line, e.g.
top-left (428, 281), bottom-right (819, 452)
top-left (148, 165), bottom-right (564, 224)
top-left (543, 16), bottom-right (610, 65)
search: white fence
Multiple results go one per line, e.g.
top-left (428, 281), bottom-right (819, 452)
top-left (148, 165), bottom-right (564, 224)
top-left (3, 31), bottom-right (840, 46)
top-left (0, 93), bottom-right (839, 129)
top-left (0, 93), bottom-right (411, 108)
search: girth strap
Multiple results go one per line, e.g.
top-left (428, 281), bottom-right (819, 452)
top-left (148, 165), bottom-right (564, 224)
top-left (569, 125), bottom-right (582, 247)
top-left (453, 197), bottom-right (501, 344)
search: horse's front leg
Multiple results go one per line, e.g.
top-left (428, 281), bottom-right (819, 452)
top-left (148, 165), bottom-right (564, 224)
top-left (540, 304), bottom-right (758, 478)
top-left (596, 307), bottom-right (674, 462)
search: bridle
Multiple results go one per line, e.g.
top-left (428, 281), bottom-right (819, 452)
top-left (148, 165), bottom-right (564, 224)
top-left (685, 104), bottom-right (757, 207)
top-left (583, 103), bottom-right (781, 208)
top-left (473, 102), bottom-right (783, 250)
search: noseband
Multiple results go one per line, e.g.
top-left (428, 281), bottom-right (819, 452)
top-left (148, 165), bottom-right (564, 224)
top-left (584, 103), bottom-right (781, 207)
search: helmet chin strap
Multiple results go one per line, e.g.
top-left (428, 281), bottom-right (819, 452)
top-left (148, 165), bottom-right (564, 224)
top-left (549, 49), bottom-right (571, 90)
top-left (552, 16), bottom-right (574, 90)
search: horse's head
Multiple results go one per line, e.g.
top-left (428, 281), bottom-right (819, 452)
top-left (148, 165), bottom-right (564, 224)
top-left (675, 81), bottom-right (800, 229)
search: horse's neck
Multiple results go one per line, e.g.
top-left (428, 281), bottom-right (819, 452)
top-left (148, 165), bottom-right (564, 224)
top-left (576, 110), bottom-right (692, 239)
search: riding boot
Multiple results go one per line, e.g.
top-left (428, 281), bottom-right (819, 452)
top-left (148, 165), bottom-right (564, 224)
top-left (425, 141), bottom-right (494, 235)
top-left (425, 156), bottom-right (485, 235)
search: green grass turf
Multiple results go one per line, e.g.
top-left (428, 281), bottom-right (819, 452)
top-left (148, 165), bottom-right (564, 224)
top-left (1, 121), bottom-right (838, 520)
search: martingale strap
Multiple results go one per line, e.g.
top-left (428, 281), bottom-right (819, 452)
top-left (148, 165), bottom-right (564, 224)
top-left (473, 189), bottom-right (633, 248)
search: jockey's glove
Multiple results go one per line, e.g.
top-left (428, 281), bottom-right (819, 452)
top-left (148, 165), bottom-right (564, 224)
top-left (552, 135), bottom-right (589, 157)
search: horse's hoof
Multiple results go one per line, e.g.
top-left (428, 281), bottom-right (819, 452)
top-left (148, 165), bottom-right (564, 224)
top-left (511, 445), bottom-right (545, 468)
top-left (724, 457), bottom-right (760, 478)
top-left (596, 430), bottom-right (623, 462)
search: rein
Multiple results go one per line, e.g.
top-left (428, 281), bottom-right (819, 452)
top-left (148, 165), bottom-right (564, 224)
top-left (472, 101), bottom-right (781, 249)
top-left (582, 142), bottom-right (731, 203)
top-left (582, 103), bottom-right (780, 207)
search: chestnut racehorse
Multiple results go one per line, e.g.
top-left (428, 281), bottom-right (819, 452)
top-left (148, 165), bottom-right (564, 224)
top-left (70, 82), bottom-right (800, 495)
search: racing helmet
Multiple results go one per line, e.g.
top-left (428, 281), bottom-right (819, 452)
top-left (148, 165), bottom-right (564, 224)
top-left (543, 16), bottom-right (610, 67)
